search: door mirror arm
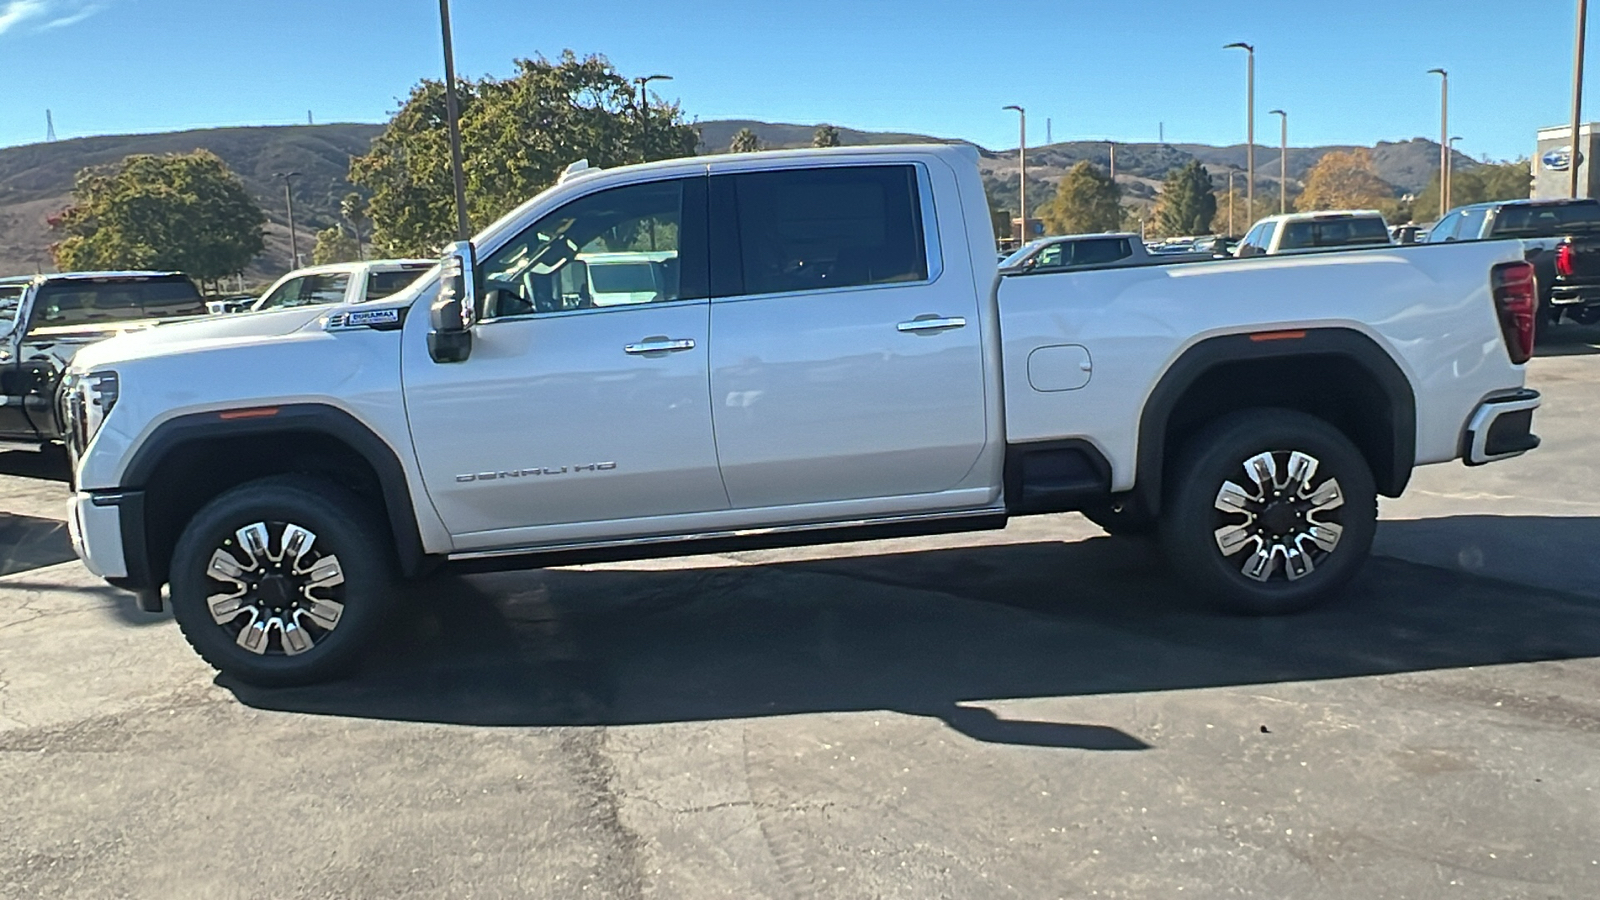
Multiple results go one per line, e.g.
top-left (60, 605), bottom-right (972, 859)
top-left (429, 240), bottom-right (478, 364)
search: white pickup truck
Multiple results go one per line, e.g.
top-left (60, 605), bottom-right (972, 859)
top-left (61, 144), bottom-right (1543, 685)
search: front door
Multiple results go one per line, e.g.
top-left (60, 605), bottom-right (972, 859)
top-left (706, 163), bottom-right (989, 510)
top-left (404, 175), bottom-right (728, 544)
top-left (0, 283), bottom-right (35, 441)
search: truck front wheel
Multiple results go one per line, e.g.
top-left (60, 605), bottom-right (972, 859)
top-left (169, 475), bottom-right (395, 686)
top-left (1158, 410), bottom-right (1377, 615)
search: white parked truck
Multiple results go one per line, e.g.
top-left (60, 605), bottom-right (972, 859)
top-left (62, 144), bottom-right (1543, 685)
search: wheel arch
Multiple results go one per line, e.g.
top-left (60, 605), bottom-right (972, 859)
top-left (1131, 328), bottom-right (1416, 518)
top-left (115, 403), bottom-right (432, 592)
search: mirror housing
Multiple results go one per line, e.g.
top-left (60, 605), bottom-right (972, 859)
top-left (428, 241), bottom-right (478, 364)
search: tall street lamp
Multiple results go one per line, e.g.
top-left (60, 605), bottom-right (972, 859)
top-left (1225, 43), bottom-right (1256, 219)
top-left (1108, 141), bottom-right (1116, 182)
top-left (1448, 136), bottom-right (1464, 210)
top-left (1004, 105), bottom-right (1027, 241)
top-left (438, 0), bottom-right (470, 242)
top-left (1228, 169), bottom-right (1237, 236)
top-left (1428, 68), bottom-right (1449, 219)
top-left (633, 74), bottom-right (672, 163)
top-left (1269, 109), bottom-right (1288, 215)
top-left (276, 172), bottom-right (301, 269)
top-left (1571, 0), bottom-right (1590, 199)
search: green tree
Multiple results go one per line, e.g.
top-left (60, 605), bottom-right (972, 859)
top-left (312, 225), bottom-right (360, 265)
top-left (349, 51), bottom-right (699, 257)
top-left (49, 150), bottom-right (265, 280)
top-left (1042, 161), bottom-right (1124, 234)
top-left (1155, 161), bottom-right (1218, 237)
top-left (1295, 149), bottom-right (1395, 213)
top-left (339, 192), bottom-right (368, 260)
top-left (730, 128), bottom-right (762, 153)
top-left (813, 124), bottom-right (842, 148)
top-left (1411, 160), bottom-right (1531, 221)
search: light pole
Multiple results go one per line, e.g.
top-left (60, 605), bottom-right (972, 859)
top-left (276, 172), bottom-right (301, 268)
top-left (1572, 0), bottom-right (1589, 198)
top-left (1440, 66), bottom-right (1452, 219)
top-left (1269, 109), bottom-right (1288, 215)
top-left (633, 74), bottom-right (673, 161)
top-left (1225, 42), bottom-right (1256, 219)
top-left (1108, 141), bottom-right (1116, 182)
top-left (1228, 169), bottom-right (1237, 235)
top-left (438, 0), bottom-right (470, 242)
top-left (1004, 105), bottom-right (1027, 242)
top-left (1448, 136), bottom-right (1464, 210)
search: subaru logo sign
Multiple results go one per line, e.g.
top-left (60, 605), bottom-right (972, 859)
top-left (1543, 146), bottom-right (1575, 172)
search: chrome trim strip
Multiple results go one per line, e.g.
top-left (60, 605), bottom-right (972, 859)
top-left (447, 507), bottom-right (1008, 562)
top-left (1465, 392), bottom-right (1541, 465)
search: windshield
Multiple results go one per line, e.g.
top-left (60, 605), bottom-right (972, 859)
top-left (588, 262), bottom-right (657, 294)
top-left (1489, 203), bottom-right (1600, 237)
top-left (0, 282), bottom-right (24, 331)
top-left (27, 277), bottom-right (204, 331)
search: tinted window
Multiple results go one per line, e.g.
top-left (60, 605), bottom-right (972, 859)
top-left (1070, 237), bottom-right (1132, 266)
top-left (27, 278), bottom-right (204, 330)
top-left (364, 268), bottom-right (429, 302)
top-left (480, 177), bottom-right (701, 318)
top-left (1488, 202), bottom-right (1600, 237)
top-left (727, 165), bottom-right (927, 297)
top-left (1278, 217), bottom-right (1390, 250)
top-left (1035, 243), bottom-right (1066, 268)
top-left (303, 273), bottom-right (350, 305)
top-left (0, 283), bottom-right (24, 330)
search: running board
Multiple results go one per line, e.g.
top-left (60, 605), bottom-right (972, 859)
top-left (445, 508), bottom-right (1009, 573)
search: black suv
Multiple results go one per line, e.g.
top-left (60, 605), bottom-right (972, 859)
top-left (0, 272), bottom-right (207, 448)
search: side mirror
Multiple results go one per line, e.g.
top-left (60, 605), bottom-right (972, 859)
top-left (428, 241), bottom-right (478, 364)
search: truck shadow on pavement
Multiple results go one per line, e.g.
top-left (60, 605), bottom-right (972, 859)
top-left (0, 447), bottom-right (71, 481)
top-left (0, 512), bottom-right (77, 577)
top-left (226, 515), bottom-right (1600, 750)
top-left (1536, 323), bottom-right (1600, 357)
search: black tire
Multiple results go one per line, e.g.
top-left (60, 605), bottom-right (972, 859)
top-left (169, 474), bottom-right (396, 686)
top-left (1158, 409), bottom-right (1377, 616)
top-left (1081, 498), bottom-right (1156, 537)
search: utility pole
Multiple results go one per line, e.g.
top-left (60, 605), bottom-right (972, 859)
top-left (1108, 142), bottom-right (1116, 182)
top-left (1572, 0), bottom-right (1590, 198)
top-left (1429, 68), bottom-right (1449, 217)
top-left (633, 74), bottom-right (672, 162)
top-left (1004, 105), bottom-right (1027, 242)
top-left (439, 0), bottom-right (470, 241)
top-left (45, 109), bottom-right (56, 142)
top-left (1269, 109), bottom-right (1288, 215)
top-left (1228, 170), bottom-right (1237, 236)
top-left (277, 172), bottom-right (302, 268)
top-left (1046, 118), bottom-right (1052, 145)
top-left (1226, 43), bottom-right (1256, 221)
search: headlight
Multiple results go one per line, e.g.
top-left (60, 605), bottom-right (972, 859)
top-left (68, 369), bottom-right (119, 451)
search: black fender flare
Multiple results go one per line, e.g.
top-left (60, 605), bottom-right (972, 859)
top-left (1130, 328), bottom-right (1417, 517)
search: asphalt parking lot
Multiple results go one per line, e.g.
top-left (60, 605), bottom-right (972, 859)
top-left (3, 332), bottom-right (1600, 900)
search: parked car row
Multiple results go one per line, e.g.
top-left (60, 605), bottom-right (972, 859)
top-left (1425, 197), bottom-right (1600, 326)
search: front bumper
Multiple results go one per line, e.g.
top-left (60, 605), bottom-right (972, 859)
top-left (1463, 390), bottom-right (1541, 466)
top-left (67, 490), bottom-right (129, 579)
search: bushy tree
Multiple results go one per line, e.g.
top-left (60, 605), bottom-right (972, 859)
top-left (813, 124), bottom-right (842, 148)
top-left (339, 192), bottom-right (368, 260)
top-left (1295, 149), bottom-right (1395, 213)
top-left (730, 128), bottom-right (762, 153)
top-left (49, 150), bottom-right (265, 279)
top-left (1155, 161), bottom-right (1217, 237)
top-left (349, 51), bottom-right (699, 257)
top-left (1042, 161), bottom-right (1124, 234)
top-left (1410, 160), bottom-right (1531, 222)
top-left (312, 226), bottom-right (360, 265)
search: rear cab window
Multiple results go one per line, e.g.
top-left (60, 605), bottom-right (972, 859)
top-left (718, 164), bottom-right (928, 297)
top-left (26, 276), bottom-right (204, 332)
top-left (1277, 217), bottom-right (1391, 251)
top-left (1487, 202), bottom-right (1600, 238)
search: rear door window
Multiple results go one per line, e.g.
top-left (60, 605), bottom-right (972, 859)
top-left (364, 268), bottom-right (429, 302)
top-left (1452, 208), bottom-right (1488, 240)
top-left (0, 283), bottom-right (24, 332)
top-left (1069, 237), bottom-right (1132, 266)
top-left (719, 165), bottom-right (928, 297)
top-left (302, 273), bottom-right (351, 305)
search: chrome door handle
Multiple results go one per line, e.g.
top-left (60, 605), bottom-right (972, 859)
top-left (897, 316), bottom-right (967, 333)
top-left (624, 337), bottom-right (696, 355)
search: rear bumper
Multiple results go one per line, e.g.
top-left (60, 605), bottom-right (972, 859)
top-left (1463, 390), bottom-right (1541, 466)
top-left (1549, 283), bottom-right (1600, 307)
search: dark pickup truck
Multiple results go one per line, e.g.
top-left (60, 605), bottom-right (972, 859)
top-left (1427, 198), bottom-right (1600, 326)
top-left (0, 271), bottom-right (207, 449)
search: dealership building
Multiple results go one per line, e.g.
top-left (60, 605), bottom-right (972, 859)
top-left (1534, 123), bottom-right (1600, 198)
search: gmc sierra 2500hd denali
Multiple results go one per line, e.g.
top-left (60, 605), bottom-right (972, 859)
top-left (61, 144), bottom-right (1542, 685)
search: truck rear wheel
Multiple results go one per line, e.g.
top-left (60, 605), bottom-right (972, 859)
top-left (1158, 410), bottom-right (1377, 615)
top-left (169, 475), bottom-right (395, 686)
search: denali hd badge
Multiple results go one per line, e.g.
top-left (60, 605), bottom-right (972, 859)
top-left (457, 462), bottom-right (617, 483)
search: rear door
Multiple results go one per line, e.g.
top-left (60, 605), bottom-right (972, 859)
top-left (706, 162), bottom-right (988, 510)
top-left (0, 281), bottom-right (35, 441)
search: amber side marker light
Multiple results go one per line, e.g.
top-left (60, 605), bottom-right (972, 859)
top-left (218, 407), bottom-right (281, 421)
top-left (1249, 330), bottom-right (1307, 342)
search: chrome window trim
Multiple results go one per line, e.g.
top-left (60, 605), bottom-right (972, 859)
top-left (475, 295), bottom-right (710, 327)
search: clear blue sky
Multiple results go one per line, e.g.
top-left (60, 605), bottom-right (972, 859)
top-left (0, 0), bottom-right (1589, 160)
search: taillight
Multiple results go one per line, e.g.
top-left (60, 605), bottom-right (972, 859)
top-left (1556, 242), bottom-right (1575, 277)
top-left (1491, 261), bottom-right (1537, 365)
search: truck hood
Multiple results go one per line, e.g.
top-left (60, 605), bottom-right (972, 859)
top-left (69, 305), bottom-right (331, 370)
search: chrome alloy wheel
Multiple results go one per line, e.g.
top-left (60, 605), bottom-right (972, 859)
top-left (204, 522), bottom-right (346, 655)
top-left (1212, 450), bottom-right (1345, 583)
